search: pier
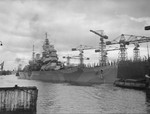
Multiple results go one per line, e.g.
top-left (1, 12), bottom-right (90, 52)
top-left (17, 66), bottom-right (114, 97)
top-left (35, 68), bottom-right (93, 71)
top-left (0, 85), bottom-right (38, 114)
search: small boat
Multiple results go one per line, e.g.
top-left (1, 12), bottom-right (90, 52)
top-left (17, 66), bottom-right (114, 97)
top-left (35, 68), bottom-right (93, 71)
top-left (114, 79), bottom-right (146, 90)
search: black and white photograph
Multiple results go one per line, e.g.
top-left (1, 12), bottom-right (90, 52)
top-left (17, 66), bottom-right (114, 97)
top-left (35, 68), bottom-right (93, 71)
top-left (0, 0), bottom-right (150, 113)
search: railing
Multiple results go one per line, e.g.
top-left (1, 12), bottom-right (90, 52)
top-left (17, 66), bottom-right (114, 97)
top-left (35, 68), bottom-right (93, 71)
top-left (85, 61), bottom-right (118, 68)
top-left (0, 85), bottom-right (38, 114)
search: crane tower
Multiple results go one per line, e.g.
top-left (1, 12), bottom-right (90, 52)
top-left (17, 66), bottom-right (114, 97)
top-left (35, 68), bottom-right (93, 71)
top-left (118, 34), bottom-right (128, 61)
top-left (72, 45), bottom-right (93, 66)
top-left (106, 34), bottom-right (150, 61)
top-left (90, 30), bottom-right (108, 64)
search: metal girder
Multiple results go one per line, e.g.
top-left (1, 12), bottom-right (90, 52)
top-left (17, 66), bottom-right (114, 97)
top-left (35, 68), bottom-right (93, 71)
top-left (106, 34), bottom-right (150, 45)
top-left (71, 45), bottom-right (92, 66)
top-left (106, 34), bottom-right (150, 61)
top-left (90, 30), bottom-right (109, 64)
top-left (90, 30), bottom-right (108, 39)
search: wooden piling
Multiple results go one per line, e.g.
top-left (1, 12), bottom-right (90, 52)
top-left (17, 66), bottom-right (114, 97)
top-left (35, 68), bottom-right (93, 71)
top-left (0, 85), bottom-right (38, 114)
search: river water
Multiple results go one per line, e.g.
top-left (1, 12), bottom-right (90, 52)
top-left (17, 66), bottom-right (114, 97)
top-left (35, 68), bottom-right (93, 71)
top-left (0, 75), bottom-right (150, 114)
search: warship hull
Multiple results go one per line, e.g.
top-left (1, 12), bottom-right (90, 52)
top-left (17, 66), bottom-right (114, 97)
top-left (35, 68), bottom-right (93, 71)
top-left (19, 65), bottom-right (117, 85)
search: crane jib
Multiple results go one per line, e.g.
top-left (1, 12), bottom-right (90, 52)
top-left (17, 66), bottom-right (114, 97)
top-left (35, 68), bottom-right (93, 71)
top-left (90, 30), bottom-right (108, 39)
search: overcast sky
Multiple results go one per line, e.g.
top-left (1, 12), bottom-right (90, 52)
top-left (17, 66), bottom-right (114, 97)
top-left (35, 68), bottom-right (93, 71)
top-left (0, 0), bottom-right (150, 70)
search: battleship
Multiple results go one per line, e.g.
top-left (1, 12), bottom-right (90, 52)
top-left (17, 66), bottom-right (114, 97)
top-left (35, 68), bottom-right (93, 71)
top-left (18, 32), bottom-right (118, 85)
top-left (18, 31), bottom-right (150, 86)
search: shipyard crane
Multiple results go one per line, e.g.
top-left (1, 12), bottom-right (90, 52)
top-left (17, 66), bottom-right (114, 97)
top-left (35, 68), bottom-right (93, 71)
top-left (90, 30), bottom-right (108, 64)
top-left (63, 55), bottom-right (89, 66)
top-left (72, 44), bottom-right (119, 66)
top-left (72, 45), bottom-right (94, 66)
top-left (106, 34), bottom-right (150, 61)
top-left (95, 47), bottom-right (120, 64)
top-left (63, 56), bottom-right (72, 66)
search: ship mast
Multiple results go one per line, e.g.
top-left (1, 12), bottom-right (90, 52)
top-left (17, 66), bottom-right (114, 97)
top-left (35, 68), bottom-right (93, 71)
top-left (45, 32), bottom-right (48, 39)
top-left (32, 44), bottom-right (35, 63)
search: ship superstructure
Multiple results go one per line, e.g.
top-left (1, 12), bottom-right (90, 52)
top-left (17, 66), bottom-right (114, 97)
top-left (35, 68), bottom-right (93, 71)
top-left (40, 33), bottom-right (61, 71)
top-left (25, 33), bottom-right (62, 72)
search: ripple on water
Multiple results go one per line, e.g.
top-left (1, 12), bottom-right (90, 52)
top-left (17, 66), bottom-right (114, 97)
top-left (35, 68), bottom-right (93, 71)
top-left (0, 75), bottom-right (150, 114)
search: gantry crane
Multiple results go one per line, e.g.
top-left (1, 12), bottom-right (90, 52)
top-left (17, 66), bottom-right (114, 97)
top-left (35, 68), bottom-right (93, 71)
top-left (72, 44), bottom-right (119, 66)
top-left (72, 45), bottom-right (94, 66)
top-left (90, 30), bottom-right (108, 64)
top-left (63, 56), bottom-right (72, 66)
top-left (106, 34), bottom-right (150, 61)
top-left (95, 47), bottom-right (120, 64)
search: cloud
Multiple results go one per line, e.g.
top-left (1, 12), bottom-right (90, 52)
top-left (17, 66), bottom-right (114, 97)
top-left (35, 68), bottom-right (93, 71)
top-left (0, 0), bottom-right (150, 70)
top-left (130, 17), bottom-right (150, 25)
